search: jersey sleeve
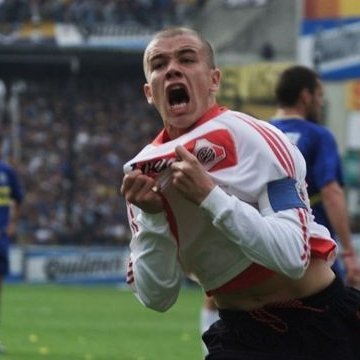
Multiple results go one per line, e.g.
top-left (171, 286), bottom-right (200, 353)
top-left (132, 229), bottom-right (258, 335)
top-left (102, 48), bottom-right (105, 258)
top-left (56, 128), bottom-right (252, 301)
top-left (200, 183), bottom-right (310, 279)
top-left (1, 165), bottom-right (25, 204)
top-left (126, 203), bottom-right (183, 312)
top-left (200, 119), bottom-right (312, 278)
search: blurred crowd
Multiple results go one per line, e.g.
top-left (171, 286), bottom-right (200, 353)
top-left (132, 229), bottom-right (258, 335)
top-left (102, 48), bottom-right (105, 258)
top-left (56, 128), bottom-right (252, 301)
top-left (0, 0), bottom-right (209, 247)
top-left (0, 0), bottom-right (209, 248)
top-left (0, 0), bottom-right (207, 29)
top-left (1, 74), bottom-right (163, 246)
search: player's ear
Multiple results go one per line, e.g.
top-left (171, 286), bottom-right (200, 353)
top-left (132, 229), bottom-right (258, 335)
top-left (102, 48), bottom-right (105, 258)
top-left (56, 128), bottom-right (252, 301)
top-left (300, 88), bottom-right (312, 106)
top-left (209, 68), bottom-right (221, 94)
top-left (144, 83), bottom-right (153, 104)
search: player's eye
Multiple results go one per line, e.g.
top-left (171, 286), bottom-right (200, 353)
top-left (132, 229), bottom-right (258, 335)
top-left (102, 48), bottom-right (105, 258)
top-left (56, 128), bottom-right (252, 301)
top-left (151, 61), bottom-right (165, 70)
top-left (181, 57), bottom-right (195, 64)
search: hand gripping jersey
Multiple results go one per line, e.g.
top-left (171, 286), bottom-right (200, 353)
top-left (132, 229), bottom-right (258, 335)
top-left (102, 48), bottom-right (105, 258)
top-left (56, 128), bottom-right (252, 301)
top-left (124, 105), bottom-right (336, 312)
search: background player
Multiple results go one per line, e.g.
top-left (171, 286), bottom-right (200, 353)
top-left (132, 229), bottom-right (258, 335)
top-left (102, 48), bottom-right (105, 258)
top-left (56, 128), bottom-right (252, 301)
top-left (0, 135), bottom-right (24, 353)
top-left (270, 65), bottom-right (360, 287)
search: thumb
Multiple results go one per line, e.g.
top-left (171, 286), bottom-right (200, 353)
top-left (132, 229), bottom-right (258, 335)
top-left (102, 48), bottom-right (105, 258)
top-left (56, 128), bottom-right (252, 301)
top-left (175, 145), bottom-right (192, 160)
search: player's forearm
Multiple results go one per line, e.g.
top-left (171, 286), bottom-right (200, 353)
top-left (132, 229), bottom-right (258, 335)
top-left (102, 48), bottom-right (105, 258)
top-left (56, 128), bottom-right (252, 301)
top-left (128, 209), bottom-right (182, 312)
top-left (200, 186), bottom-right (310, 279)
top-left (6, 202), bottom-right (21, 236)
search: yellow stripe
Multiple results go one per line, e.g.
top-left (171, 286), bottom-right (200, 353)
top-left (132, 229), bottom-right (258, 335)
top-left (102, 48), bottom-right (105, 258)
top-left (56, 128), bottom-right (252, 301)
top-left (309, 193), bottom-right (322, 207)
top-left (0, 187), bottom-right (10, 195)
top-left (0, 186), bottom-right (11, 205)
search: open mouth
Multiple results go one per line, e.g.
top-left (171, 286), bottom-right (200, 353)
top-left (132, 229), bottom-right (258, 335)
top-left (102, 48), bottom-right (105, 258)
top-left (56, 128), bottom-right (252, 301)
top-left (168, 86), bottom-right (190, 111)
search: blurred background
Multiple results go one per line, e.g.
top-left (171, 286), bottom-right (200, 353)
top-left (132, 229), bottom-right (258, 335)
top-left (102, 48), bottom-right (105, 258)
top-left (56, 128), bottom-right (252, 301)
top-left (0, 0), bottom-right (359, 286)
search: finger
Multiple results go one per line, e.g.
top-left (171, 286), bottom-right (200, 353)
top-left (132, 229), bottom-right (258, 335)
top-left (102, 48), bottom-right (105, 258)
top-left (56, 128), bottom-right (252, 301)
top-left (120, 174), bottom-right (132, 195)
top-left (131, 176), bottom-right (155, 197)
top-left (175, 145), bottom-right (193, 161)
top-left (121, 171), bottom-right (149, 196)
top-left (121, 172), bottom-right (138, 195)
top-left (122, 169), bottom-right (142, 185)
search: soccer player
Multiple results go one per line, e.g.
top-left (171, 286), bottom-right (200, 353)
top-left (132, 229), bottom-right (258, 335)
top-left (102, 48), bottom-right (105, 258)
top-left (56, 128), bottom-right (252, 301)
top-left (0, 135), bottom-right (24, 353)
top-left (121, 27), bottom-right (360, 359)
top-left (270, 65), bottom-right (360, 287)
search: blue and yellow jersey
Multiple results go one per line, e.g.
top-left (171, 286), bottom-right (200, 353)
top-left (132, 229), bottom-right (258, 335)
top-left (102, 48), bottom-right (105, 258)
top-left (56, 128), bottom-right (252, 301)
top-left (0, 161), bottom-right (24, 231)
top-left (270, 117), bottom-right (343, 237)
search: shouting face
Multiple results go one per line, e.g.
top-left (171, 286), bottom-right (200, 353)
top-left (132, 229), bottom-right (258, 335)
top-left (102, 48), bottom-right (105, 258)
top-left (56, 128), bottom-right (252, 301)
top-left (143, 32), bottom-right (221, 139)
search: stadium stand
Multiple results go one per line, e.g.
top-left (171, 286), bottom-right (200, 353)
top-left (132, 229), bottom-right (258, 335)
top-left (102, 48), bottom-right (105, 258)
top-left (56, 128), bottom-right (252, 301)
top-left (3, 73), bottom-right (163, 246)
top-left (0, 0), bottom-right (206, 29)
top-left (0, 0), bottom-right (211, 246)
top-left (194, 0), bottom-right (297, 64)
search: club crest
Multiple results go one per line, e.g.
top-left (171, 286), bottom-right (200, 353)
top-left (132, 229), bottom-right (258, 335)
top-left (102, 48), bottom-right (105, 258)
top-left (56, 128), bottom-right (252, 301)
top-left (193, 139), bottom-right (226, 170)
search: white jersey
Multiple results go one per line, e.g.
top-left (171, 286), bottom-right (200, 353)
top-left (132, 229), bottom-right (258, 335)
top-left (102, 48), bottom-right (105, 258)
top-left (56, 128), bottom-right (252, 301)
top-left (124, 105), bottom-right (337, 312)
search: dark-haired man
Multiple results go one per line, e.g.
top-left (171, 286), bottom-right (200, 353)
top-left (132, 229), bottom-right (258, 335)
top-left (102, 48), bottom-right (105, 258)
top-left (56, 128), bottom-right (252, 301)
top-left (270, 65), bottom-right (360, 287)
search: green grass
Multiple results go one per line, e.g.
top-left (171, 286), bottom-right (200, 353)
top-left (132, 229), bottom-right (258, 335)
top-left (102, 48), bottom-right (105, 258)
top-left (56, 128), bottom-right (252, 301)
top-left (1, 283), bottom-right (204, 360)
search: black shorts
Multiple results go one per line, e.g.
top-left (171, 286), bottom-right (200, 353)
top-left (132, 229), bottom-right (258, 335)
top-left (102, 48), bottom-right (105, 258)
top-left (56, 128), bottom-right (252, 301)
top-left (203, 276), bottom-right (360, 360)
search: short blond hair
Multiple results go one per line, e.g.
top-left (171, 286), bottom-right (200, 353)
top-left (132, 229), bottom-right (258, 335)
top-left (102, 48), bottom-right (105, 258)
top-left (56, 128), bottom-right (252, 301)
top-left (143, 27), bottom-right (216, 76)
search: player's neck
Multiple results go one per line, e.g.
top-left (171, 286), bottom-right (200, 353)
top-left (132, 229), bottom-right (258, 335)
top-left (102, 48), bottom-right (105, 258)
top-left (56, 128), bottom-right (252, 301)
top-left (273, 108), bottom-right (305, 120)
